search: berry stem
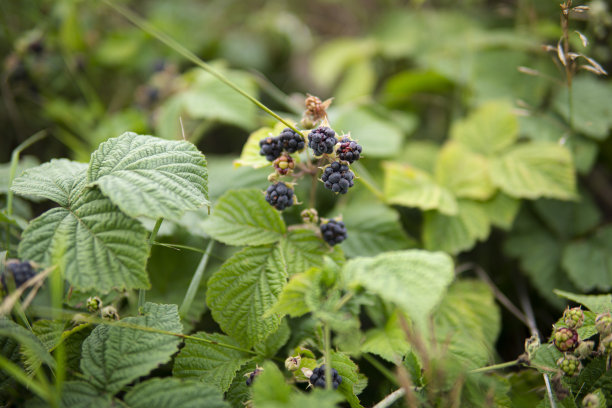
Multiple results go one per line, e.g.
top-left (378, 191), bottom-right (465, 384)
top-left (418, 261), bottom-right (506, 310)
top-left (323, 322), bottom-right (332, 390)
top-left (102, 0), bottom-right (303, 136)
top-left (138, 217), bottom-right (164, 312)
top-left (468, 359), bottom-right (519, 374)
top-left (179, 239), bottom-right (214, 319)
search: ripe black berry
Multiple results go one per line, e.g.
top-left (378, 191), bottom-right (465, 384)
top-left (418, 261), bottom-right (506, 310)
top-left (309, 365), bottom-right (342, 389)
top-left (336, 137), bottom-right (362, 163)
top-left (321, 161), bottom-right (354, 194)
top-left (278, 128), bottom-right (305, 153)
top-left (259, 136), bottom-right (283, 161)
top-left (1, 260), bottom-right (36, 290)
top-left (308, 127), bottom-right (337, 156)
top-left (320, 220), bottom-right (347, 246)
top-left (265, 182), bottom-right (294, 211)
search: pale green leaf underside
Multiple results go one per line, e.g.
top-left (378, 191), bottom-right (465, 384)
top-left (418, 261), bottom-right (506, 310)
top-left (173, 332), bottom-right (253, 392)
top-left (383, 161), bottom-right (457, 215)
top-left (11, 159), bottom-right (88, 207)
top-left (490, 142), bottom-right (576, 200)
top-left (19, 188), bottom-right (150, 293)
top-left (202, 189), bottom-right (286, 246)
top-left (80, 303), bottom-right (182, 394)
top-left (423, 200), bottom-right (491, 255)
top-left (87, 132), bottom-right (209, 220)
top-left (206, 246), bottom-right (287, 348)
top-left (562, 226), bottom-right (612, 291)
top-left (345, 250), bottom-right (454, 330)
top-left (124, 378), bottom-right (229, 408)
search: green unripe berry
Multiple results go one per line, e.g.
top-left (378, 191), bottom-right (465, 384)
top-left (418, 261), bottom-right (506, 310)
top-left (86, 296), bottom-right (102, 313)
top-left (557, 354), bottom-right (581, 376)
top-left (563, 307), bottom-right (584, 329)
top-left (582, 393), bottom-right (601, 408)
top-left (595, 313), bottom-right (612, 336)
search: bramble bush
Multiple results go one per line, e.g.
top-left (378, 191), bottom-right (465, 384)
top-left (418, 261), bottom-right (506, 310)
top-left (1, 0), bottom-right (612, 407)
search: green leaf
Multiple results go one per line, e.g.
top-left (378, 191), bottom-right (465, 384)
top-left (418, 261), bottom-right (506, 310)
top-left (254, 319), bottom-right (291, 358)
top-left (276, 229), bottom-right (337, 276)
top-left (423, 200), bottom-right (490, 255)
top-left (361, 311), bottom-right (411, 363)
top-left (19, 188), bottom-right (150, 293)
top-left (202, 189), bottom-right (286, 246)
top-left (490, 142), bottom-right (576, 200)
top-left (173, 332), bottom-right (253, 392)
top-left (267, 267), bottom-right (322, 318)
top-left (331, 351), bottom-right (366, 408)
top-left (0, 156), bottom-right (39, 194)
top-left (481, 192), bottom-right (520, 230)
top-left (87, 132), bottom-right (208, 220)
top-left (206, 246), bottom-right (287, 348)
top-left (562, 226), bottom-right (612, 291)
top-left (533, 192), bottom-right (601, 239)
top-left (345, 250), bottom-right (454, 330)
top-left (80, 303), bottom-right (182, 394)
top-left (311, 38), bottom-right (376, 90)
top-left (59, 381), bottom-right (112, 408)
top-left (11, 159), bottom-right (88, 207)
top-left (450, 101), bottom-right (518, 156)
top-left (0, 318), bottom-right (55, 371)
top-left (554, 290), bottom-right (612, 314)
top-left (252, 361), bottom-right (292, 407)
top-left (435, 142), bottom-right (495, 200)
top-left (234, 123), bottom-right (287, 169)
top-left (383, 161), bottom-right (458, 215)
top-left (123, 378), bottom-right (229, 408)
top-left (335, 60), bottom-right (377, 104)
top-left (340, 203), bottom-right (414, 258)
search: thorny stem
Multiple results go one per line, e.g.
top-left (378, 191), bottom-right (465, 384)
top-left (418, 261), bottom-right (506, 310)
top-left (138, 218), bottom-right (164, 311)
top-left (102, 0), bottom-right (303, 136)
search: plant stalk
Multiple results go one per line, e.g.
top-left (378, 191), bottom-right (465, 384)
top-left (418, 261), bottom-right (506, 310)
top-left (179, 239), bottom-right (214, 319)
top-left (139, 218), bottom-right (163, 311)
top-left (323, 323), bottom-right (332, 390)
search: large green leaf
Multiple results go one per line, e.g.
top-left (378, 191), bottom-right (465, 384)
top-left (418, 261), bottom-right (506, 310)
top-left (344, 250), bottom-right (454, 329)
top-left (383, 161), bottom-right (457, 215)
top-left (435, 142), bottom-right (495, 200)
top-left (173, 332), bottom-right (253, 392)
top-left (331, 351), bottom-right (366, 408)
top-left (87, 132), bottom-right (208, 220)
top-left (554, 290), bottom-right (612, 314)
top-left (562, 226), bottom-right (612, 291)
top-left (19, 188), bottom-right (150, 293)
top-left (361, 311), bottom-right (410, 363)
top-left (58, 381), bottom-right (112, 408)
top-left (490, 142), bottom-right (576, 200)
top-left (450, 101), bottom-right (518, 156)
top-left (340, 203), bottom-right (414, 258)
top-left (276, 229), bottom-right (339, 276)
top-left (481, 192), bottom-right (520, 230)
top-left (533, 192), bottom-right (601, 239)
top-left (80, 303), bottom-right (182, 394)
top-left (123, 378), bottom-right (229, 408)
top-left (423, 200), bottom-right (490, 255)
top-left (202, 189), bottom-right (286, 246)
top-left (0, 155), bottom-right (39, 194)
top-left (206, 246), bottom-right (287, 348)
top-left (267, 267), bottom-right (322, 318)
top-left (11, 159), bottom-right (87, 207)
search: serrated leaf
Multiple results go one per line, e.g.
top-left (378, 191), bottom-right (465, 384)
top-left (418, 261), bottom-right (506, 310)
top-left (562, 226), bottom-right (612, 291)
top-left (435, 142), bottom-right (495, 200)
top-left (276, 229), bottom-right (336, 276)
top-left (345, 250), bottom-right (454, 330)
top-left (207, 246), bottom-right (287, 348)
top-left (202, 189), bottom-right (286, 246)
top-left (226, 362), bottom-right (256, 408)
top-left (252, 361), bottom-right (292, 407)
top-left (423, 200), bottom-right (490, 255)
top-left (340, 203), bottom-right (414, 258)
top-left (450, 101), bottom-right (518, 155)
top-left (234, 123), bottom-right (289, 169)
top-left (173, 332), bottom-right (253, 392)
top-left (123, 378), bottom-right (229, 408)
top-left (331, 351), bottom-right (365, 408)
top-left (361, 311), bottom-right (410, 363)
top-left (254, 319), bottom-right (290, 357)
top-left (554, 290), bottom-right (612, 314)
top-left (0, 156), bottom-right (40, 195)
top-left (80, 303), bottom-right (182, 394)
top-left (531, 344), bottom-right (562, 374)
top-left (383, 161), bottom-right (458, 215)
top-left (534, 192), bottom-right (600, 239)
top-left (481, 192), bottom-right (520, 230)
top-left (0, 318), bottom-right (55, 371)
top-left (11, 159), bottom-right (88, 207)
top-left (59, 381), bottom-right (113, 408)
top-left (19, 188), bottom-right (150, 293)
top-left (87, 132), bottom-right (208, 220)
top-left (490, 142), bottom-right (576, 200)
top-left (267, 268), bottom-right (322, 318)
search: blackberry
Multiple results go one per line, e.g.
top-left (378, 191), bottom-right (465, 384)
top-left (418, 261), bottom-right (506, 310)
top-left (320, 220), bottom-right (347, 246)
top-left (245, 367), bottom-right (263, 386)
top-left (309, 365), bottom-right (342, 389)
top-left (553, 327), bottom-right (579, 352)
top-left (265, 182), bottom-right (294, 211)
top-left (278, 128), bottom-right (305, 153)
top-left (308, 127), bottom-right (337, 156)
top-left (1, 260), bottom-right (36, 290)
top-left (336, 137), bottom-right (362, 163)
top-left (259, 136), bottom-right (283, 161)
top-left (321, 161), bottom-right (354, 194)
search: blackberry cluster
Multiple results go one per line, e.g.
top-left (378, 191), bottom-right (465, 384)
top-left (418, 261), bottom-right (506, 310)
top-left (309, 365), bottom-right (342, 389)
top-left (265, 182), bottom-right (294, 211)
top-left (336, 137), bottom-right (362, 163)
top-left (321, 161), bottom-right (354, 194)
top-left (259, 137), bottom-right (283, 161)
top-left (308, 127), bottom-right (337, 156)
top-left (1, 261), bottom-right (36, 290)
top-left (320, 220), bottom-right (347, 246)
top-left (278, 128), bottom-right (305, 153)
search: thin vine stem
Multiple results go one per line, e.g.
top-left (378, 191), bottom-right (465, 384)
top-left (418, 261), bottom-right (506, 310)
top-left (469, 359), bottom-right (519, 374)
top-left (179, 239), bottom-right (214, 319)
top-left (139, 218), bottom-right (164, 311)
top-left (102, 0), bottom-right (302, 136)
